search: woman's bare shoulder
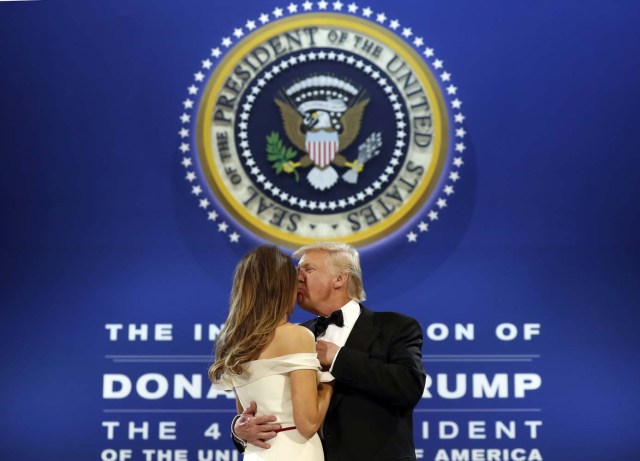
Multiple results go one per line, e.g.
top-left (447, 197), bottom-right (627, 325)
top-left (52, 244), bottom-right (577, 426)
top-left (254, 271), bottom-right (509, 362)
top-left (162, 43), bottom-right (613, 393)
top-left (270, 323), bottom-right (315, 355)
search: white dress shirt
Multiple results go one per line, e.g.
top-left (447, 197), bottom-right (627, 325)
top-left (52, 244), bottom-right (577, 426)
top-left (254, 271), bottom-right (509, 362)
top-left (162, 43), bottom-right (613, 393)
top-left (316, 300), bottom-right (361, 371)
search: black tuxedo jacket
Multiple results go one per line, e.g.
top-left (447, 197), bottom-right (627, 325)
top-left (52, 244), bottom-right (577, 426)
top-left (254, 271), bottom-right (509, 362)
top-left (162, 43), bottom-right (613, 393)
top-left (302, 304), bottom-right (426, 461)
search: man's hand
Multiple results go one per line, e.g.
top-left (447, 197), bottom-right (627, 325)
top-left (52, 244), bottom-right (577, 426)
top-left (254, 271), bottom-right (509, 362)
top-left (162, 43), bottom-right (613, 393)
top-left (234, 401), bottom-right (281, 449)
top-left (316, 340), bottom-right (340, 369)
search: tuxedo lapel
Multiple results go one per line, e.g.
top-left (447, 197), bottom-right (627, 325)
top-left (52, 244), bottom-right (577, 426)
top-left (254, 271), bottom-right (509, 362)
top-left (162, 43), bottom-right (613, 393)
top-left (343, 304), bottom-right (375, 352)
top-left (327, 304), bottom-right (375, 416)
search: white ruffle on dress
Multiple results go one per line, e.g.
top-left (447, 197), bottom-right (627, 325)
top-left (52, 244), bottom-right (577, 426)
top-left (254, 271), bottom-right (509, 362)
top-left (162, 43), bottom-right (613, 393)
top-left (215, 353), bottom-right (333, 461)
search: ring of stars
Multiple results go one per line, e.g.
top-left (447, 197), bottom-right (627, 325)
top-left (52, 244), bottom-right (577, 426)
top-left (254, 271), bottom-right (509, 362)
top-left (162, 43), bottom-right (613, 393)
top-left (237, 51), bottom-right (408, 213)
top-left (178, 2), bottom-right (467, 245)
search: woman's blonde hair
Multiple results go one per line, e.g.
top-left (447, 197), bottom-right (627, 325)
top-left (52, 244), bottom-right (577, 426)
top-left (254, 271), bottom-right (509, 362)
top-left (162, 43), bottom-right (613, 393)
top-left (209, 245), bottom-right (297, 382)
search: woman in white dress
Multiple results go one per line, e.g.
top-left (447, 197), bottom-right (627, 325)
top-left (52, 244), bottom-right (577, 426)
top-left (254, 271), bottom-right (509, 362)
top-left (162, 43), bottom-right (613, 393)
top-left (209, 245), bottom-right (333, 460)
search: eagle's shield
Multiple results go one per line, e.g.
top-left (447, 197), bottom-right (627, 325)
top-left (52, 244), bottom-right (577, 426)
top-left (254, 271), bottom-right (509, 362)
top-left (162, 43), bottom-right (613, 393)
top-left (306, 131), bottom-right (339, 169)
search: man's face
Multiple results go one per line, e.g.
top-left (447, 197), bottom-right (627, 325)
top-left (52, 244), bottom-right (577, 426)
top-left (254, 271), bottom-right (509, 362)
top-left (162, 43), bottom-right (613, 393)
top-left (296, 250), bottom-right (337, 315)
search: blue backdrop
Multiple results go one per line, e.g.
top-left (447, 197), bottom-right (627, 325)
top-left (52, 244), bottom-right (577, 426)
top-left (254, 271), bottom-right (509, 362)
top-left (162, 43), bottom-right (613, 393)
top-left (1, 1), bottom-right (639, 460)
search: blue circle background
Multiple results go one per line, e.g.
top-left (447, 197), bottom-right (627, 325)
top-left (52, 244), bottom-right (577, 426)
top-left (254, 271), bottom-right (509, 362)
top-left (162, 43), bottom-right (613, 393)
top-left (235, 48), bottom-right (410, 213)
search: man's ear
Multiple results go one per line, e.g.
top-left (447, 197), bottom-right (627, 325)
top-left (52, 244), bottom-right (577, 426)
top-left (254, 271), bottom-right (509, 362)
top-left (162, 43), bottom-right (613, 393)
top-left (333, 272), bottom-right (348, 289)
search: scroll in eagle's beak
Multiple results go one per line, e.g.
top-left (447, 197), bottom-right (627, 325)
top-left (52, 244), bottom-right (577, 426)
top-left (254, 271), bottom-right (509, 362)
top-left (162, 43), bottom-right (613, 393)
top-left (304, 112), bottom-right (319, 128)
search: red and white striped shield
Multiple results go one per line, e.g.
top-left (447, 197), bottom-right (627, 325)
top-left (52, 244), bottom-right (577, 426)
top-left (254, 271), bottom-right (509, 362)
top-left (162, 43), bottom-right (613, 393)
top-left (306, 131), bottom-right (339, 169)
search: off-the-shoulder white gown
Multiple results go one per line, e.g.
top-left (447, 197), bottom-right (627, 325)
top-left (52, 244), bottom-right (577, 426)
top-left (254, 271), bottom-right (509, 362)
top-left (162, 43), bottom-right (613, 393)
top-left (215, 352), bottom-right (332, 460)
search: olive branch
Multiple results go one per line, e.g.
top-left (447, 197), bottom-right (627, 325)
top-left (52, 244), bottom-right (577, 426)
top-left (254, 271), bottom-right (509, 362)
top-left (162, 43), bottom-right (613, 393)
top-left (266, 131), bottom-right (300, 181)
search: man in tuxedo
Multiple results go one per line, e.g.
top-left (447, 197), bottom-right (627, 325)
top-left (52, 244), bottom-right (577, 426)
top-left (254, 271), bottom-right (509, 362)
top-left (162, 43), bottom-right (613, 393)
top-left (233, 242), bottom-right (426, 460)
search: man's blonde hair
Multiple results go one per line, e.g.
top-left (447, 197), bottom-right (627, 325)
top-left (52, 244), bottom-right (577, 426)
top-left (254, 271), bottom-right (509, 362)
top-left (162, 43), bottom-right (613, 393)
top-left (293, 242), bottom-right (366, 302)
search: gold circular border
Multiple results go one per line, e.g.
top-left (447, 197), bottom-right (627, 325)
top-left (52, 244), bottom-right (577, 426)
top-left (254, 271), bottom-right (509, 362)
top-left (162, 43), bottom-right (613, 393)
top-left (197, 13), bottom-right (449, 248)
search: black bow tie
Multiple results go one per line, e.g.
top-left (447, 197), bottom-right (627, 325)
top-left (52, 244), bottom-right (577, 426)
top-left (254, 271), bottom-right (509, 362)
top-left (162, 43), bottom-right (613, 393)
top-left (314, 310), bottom-right (344, 338)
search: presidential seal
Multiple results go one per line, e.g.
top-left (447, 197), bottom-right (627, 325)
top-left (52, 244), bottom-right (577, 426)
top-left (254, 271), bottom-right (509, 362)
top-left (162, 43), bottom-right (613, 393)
top-left (180, 4), bottom-right (467, 248)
